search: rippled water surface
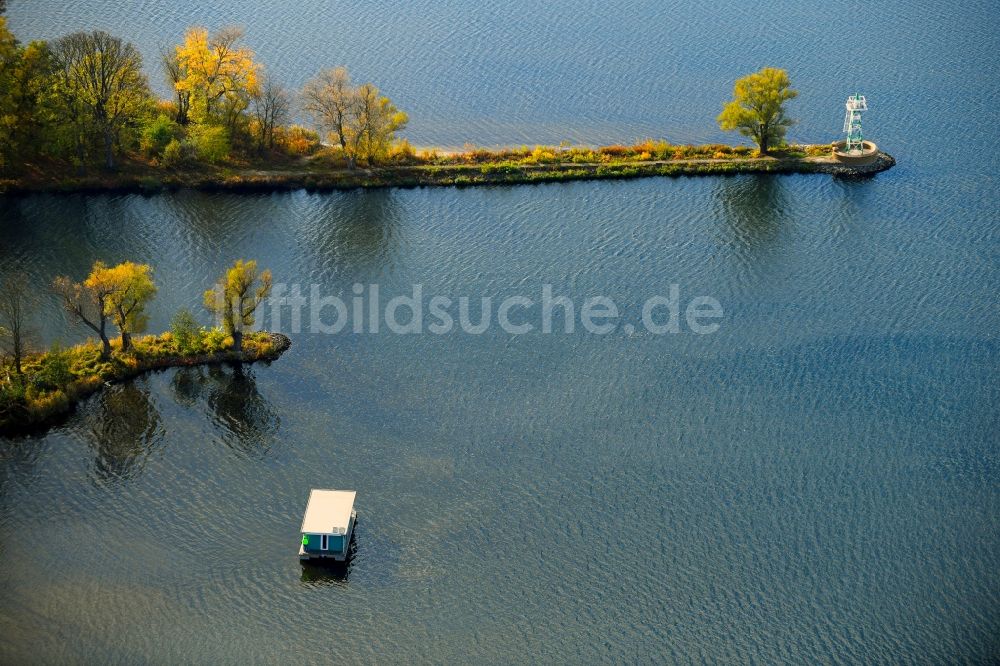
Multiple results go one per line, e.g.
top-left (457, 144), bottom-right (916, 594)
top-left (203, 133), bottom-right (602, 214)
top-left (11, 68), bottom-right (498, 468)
top-left (2, 1), bottom-right (1000, 663)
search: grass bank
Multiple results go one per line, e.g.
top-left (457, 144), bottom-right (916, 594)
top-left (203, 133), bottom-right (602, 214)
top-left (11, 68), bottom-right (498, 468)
top-left (0, 330), bottom-right (291, 436)
top-left (0, 142), bottom-right (895, 196)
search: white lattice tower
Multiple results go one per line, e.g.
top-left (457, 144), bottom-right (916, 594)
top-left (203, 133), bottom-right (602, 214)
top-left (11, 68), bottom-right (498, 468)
top-left (842, 94), bottom-right (868, 153)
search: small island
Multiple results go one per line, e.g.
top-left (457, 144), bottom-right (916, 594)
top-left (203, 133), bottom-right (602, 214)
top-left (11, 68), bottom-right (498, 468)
top-left (0, 21), bottom-right (893, 196)
top-left (0, 258), bottom-right (286, 435)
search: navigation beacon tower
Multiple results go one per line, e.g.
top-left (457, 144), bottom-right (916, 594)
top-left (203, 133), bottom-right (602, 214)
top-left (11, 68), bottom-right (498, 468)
top-left (842, 94), bottom-right (868, 154)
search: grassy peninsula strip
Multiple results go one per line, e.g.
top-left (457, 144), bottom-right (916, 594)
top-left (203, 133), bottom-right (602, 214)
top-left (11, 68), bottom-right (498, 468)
top-left (0, 330), bottom-right (290, 436)
top-left (0, 17), bottom-right (892, 193)
top-left (0, 143), bottom-right (895, 195)
top-left (1, 258), bottom-right (281, 436)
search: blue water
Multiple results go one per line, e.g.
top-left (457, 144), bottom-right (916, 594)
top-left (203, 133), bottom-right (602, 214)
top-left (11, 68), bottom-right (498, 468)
top-left (2, 1), bottom-right (999, 663)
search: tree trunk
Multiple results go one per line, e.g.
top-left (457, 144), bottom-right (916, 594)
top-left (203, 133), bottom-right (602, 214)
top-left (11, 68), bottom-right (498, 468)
top-left (98, 316), bottom-right (112, 358)
top-left (76, 137), bottom-right (87, 176)
top-left (104, 129), bottom-right (115, 170)
top-left (120, 330), bottom-right (132, 352)
top-left (100, 335), bottom-right (112, 359)
top-left (340, 136), bottom-right (356, 169)
top-left (232, 329), bottom-right (243, 353)
top-left (758, 122), bottom-right (770, 155)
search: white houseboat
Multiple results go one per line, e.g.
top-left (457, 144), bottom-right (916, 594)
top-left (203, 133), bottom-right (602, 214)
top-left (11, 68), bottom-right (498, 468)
top-left (299, 489), bottom-right (357, 562)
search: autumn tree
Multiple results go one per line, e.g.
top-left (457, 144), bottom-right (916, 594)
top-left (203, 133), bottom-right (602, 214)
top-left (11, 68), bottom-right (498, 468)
top-left (100, 262), bottom-right (157, 352)
top-left (351, 82), bottom-right (407, 164)
top-left (172, 26), bottom-right (259, 129)
top-left (250, 72), bottom-right (290, 152)
top-left (302, 67), bottom-right (356, 165)
top-left (717, 67), bottom-right (797, 155)
top-left (161, 46), bottom-right (191, 124)
top-left (204, 259), bottom-right (272, 353)
top-left (54, 263), bottom-right (116, 358)
top-left (50, 31), bottom-right (151, 169)
top-left (54, 261), bottom-right (157, 356)
top-left (302, 67), bottom-right (407, 166)
top-left (0, 273), bottom-right (36, 377)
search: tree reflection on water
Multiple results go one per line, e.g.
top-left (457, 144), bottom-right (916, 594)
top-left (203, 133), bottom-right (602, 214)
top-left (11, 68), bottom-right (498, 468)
top-left (82, 379), bottom-right (163, 483)
top-left (171, 363), bottom-right (280, 458)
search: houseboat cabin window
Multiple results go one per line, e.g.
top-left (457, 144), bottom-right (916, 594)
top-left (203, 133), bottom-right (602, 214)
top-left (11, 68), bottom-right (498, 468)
top-left (320, 535), bottom-right (329, 550)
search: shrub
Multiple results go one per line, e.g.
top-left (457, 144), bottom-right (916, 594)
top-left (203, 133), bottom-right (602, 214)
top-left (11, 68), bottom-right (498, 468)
top-left (26, 389), bottom-right (69, 420)
top-left (527, 146), bottom-right (558, 164)
top-left (201, 327), bottom-right (229, 354)
top-left (188, 124), bottom-right (231, 163)
top-left (599, 145), bottom-right (630, 157)
top-left (171, 309), bottom-right (201, 355)
top-left (33, 343), bottom-right (73, 391)
top-left (1, 377), bottom-right (26, 405)
top-left (387, 138), bottom-right (418, 165)
top-left (480, 162), bottom-right (522, 176)
top-left (162, 139), bottom-right (186, 167)
top-left (140, 115), bottom-right (181, 157)
top-left (596, 164), bottom-right (639, 178)
top-left (277, 125), bottom-right (321, 156)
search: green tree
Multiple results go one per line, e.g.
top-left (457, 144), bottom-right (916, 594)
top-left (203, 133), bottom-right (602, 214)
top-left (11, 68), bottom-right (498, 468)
top-left (0, 19), bottom-right (50, 173)
top-left (203, 259), bottom-right (272, 353)
top-left (0, 17), bottom-right (19, 172)
top-left (50, 31), bottom-right (151, 169)
top-left (717, 67), bottom-right (797, 155)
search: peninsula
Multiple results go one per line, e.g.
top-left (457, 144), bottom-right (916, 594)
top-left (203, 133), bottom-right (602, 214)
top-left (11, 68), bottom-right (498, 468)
top-left (0, 19), bottom-right (894, 197)
top-left (0, 142), bottom-right (895, 196)
top-left (1, 259), bottom-right (283, 435)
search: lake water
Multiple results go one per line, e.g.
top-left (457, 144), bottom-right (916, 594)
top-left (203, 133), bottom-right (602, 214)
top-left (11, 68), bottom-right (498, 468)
top-left (2, 1), bottom-right (999, 663)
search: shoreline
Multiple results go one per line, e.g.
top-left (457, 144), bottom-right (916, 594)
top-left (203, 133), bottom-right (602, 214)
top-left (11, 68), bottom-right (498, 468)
top-left (0, 149), bottom-right (896, 196)
top-left (0, 332), bottom-right (291, 437)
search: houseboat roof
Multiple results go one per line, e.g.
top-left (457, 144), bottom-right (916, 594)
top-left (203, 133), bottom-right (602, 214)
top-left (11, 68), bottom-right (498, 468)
top-left (300, 489), bottom-right (356, 534)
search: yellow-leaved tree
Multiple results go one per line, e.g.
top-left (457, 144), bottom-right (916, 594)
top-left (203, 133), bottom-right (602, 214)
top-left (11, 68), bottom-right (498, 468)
top-left (54, 261), bottom-right (156, 357)
top-left (203, 259), bottom-right (272, 353)
top-left (351, 82), bottom-right (408, 165)
top-left (717, 67), bottom-right (797, 155)
top-left (96, 262), bottom-right (157, 352)
top-left (172, 26), bottom-right (259, 128)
